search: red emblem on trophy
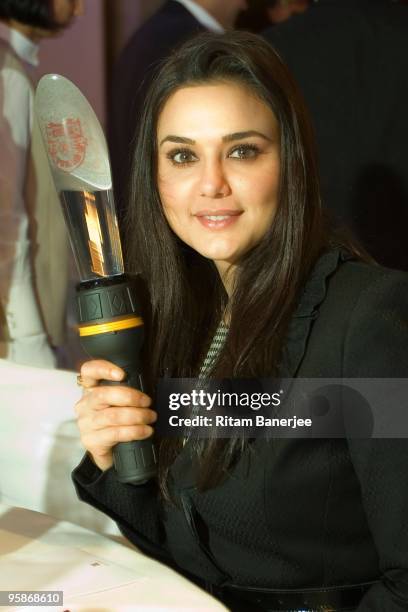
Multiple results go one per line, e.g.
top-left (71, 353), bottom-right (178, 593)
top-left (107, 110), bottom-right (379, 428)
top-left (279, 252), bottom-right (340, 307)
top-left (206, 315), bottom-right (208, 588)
top-left (46, 117), bottom-right (87, 171)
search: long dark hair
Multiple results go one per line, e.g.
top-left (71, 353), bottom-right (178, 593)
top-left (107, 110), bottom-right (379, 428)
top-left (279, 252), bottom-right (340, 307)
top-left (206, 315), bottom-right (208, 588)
top-left (0, 0), bottom-right (55, 29)
top-left (125, 31), bottom-right (346, 496)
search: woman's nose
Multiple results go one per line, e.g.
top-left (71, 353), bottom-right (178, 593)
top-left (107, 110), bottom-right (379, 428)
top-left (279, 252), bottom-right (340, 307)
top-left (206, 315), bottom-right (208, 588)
top-left (199, 160), bottom-right (232, 199)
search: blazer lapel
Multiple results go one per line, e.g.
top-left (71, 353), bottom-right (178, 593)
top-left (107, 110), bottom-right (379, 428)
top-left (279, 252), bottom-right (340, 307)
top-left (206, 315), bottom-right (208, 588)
top-left (279, 249), bottom-right (353, 378)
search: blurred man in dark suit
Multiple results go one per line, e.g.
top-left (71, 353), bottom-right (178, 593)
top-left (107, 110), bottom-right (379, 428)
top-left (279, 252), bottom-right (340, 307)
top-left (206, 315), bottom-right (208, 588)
top-left (109, 0), bottom-right (247, 226)
top-left (264, 0), bottom-right (408, 270)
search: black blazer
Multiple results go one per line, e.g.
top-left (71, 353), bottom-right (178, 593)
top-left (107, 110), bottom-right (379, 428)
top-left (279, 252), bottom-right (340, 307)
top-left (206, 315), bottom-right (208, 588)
top-left (263, 0), bottom-right (408, 271)
top-left (109, 1), bottom-right (205, 222)
top-left (73, 251), bottom-right (408, 610)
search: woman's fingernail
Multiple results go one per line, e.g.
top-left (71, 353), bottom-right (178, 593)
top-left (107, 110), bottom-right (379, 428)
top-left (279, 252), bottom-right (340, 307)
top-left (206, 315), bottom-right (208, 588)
top-left (111, 369), bottom-right (123, 380)
top-left (140, 396), bottom-right (151, 407)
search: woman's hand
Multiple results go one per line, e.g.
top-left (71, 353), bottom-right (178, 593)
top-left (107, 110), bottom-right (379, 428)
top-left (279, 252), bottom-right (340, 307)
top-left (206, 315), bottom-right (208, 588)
top-left (75, 360), bottom-right (156, 471)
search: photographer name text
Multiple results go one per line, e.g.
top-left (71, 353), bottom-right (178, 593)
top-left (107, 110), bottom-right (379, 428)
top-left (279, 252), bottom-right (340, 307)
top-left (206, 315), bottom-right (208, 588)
top-left (168, 414), bottom-right (312, 429)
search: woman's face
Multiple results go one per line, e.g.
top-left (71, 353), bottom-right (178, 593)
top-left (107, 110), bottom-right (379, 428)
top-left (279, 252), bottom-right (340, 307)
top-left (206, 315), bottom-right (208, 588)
top-left (52, 0), bottom-right (84, 25)
top-left (157, 82), bottom-right (280, 278)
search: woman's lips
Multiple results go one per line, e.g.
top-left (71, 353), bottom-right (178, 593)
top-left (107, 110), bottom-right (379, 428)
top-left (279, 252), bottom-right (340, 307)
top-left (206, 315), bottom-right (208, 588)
top-left (195, 210), bottom-right (242, 230)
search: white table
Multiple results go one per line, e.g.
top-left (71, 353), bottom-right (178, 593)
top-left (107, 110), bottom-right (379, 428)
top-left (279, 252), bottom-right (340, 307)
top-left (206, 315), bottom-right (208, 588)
top-left (0, 359), bottom-right (119, 536)
top-left (0, 504), bottom-right (227, 611)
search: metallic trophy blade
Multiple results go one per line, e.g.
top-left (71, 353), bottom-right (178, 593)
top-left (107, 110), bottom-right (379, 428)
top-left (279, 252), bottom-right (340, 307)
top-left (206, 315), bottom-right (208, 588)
top-left (34, 74), bottom-right (123, 281)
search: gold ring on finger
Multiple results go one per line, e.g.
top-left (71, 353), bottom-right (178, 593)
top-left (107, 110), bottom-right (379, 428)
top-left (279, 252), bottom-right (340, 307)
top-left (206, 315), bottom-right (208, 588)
top-left (76, 374), bottom-right (84, 386)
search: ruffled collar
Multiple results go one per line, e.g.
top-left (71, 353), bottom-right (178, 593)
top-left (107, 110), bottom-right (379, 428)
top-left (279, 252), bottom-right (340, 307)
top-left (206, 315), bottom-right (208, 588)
top-left (279, 248), bottom-right (353, 377)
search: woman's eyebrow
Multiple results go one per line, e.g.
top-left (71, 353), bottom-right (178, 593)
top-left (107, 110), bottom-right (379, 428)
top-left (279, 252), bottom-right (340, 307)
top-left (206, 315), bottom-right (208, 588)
top-left (159, 135), bottom-right (195, 146)
top-left (223, 130), bottom-right (272, 143)
top-left (159, 130), bottom-right (272, 147)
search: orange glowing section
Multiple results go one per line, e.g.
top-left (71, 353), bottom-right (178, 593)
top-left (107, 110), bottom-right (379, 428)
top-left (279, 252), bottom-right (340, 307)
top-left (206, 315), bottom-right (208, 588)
top-left (84, 191), bottom-right (105, 276)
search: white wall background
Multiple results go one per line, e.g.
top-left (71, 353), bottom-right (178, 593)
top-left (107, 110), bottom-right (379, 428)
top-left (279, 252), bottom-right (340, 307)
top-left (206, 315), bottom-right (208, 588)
top-left (37, 0), bottom-right (106, 124)
top-left (36, 0), bottom-right (164, 128)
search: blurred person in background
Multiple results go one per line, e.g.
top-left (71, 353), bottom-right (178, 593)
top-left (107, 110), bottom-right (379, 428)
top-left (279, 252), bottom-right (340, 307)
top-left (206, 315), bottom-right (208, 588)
top-left (0, 0), bottom-right (84, 367)
top-left (266, 0), bottom-right (309, 24)
top-left (109, 0), bottom-right (247, 230)
top-left (263, 0), bottom-right (408, 271)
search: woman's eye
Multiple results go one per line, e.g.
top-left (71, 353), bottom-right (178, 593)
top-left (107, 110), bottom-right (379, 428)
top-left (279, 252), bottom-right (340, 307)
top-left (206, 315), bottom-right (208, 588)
top-left (167, 149), bottom-right (197, 165)
top-left (229, 144), bottom-right (260, 160)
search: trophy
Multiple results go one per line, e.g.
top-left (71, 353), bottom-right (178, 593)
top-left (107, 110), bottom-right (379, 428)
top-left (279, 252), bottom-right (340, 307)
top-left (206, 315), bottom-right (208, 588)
top-left (34, 74), bottom-right (157, 485)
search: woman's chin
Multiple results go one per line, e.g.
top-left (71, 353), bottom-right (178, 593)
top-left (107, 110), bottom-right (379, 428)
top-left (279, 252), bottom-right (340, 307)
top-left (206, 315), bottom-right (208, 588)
top-left (200, 249), bottom-right (239, 265)
top-left (191, 240), bottom-right (241, 264)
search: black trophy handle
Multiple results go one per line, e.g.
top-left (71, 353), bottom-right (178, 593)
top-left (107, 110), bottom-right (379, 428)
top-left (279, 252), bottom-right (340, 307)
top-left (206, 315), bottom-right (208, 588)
top-left (101, 371), bottom-right (157, 485)
top-left (77, 275), bottom-right (157, 486)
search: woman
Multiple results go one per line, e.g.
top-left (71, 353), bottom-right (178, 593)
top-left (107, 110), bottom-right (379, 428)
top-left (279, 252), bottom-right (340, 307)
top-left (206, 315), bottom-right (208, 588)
top-left (73, 32), bottom-right (408, 611)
